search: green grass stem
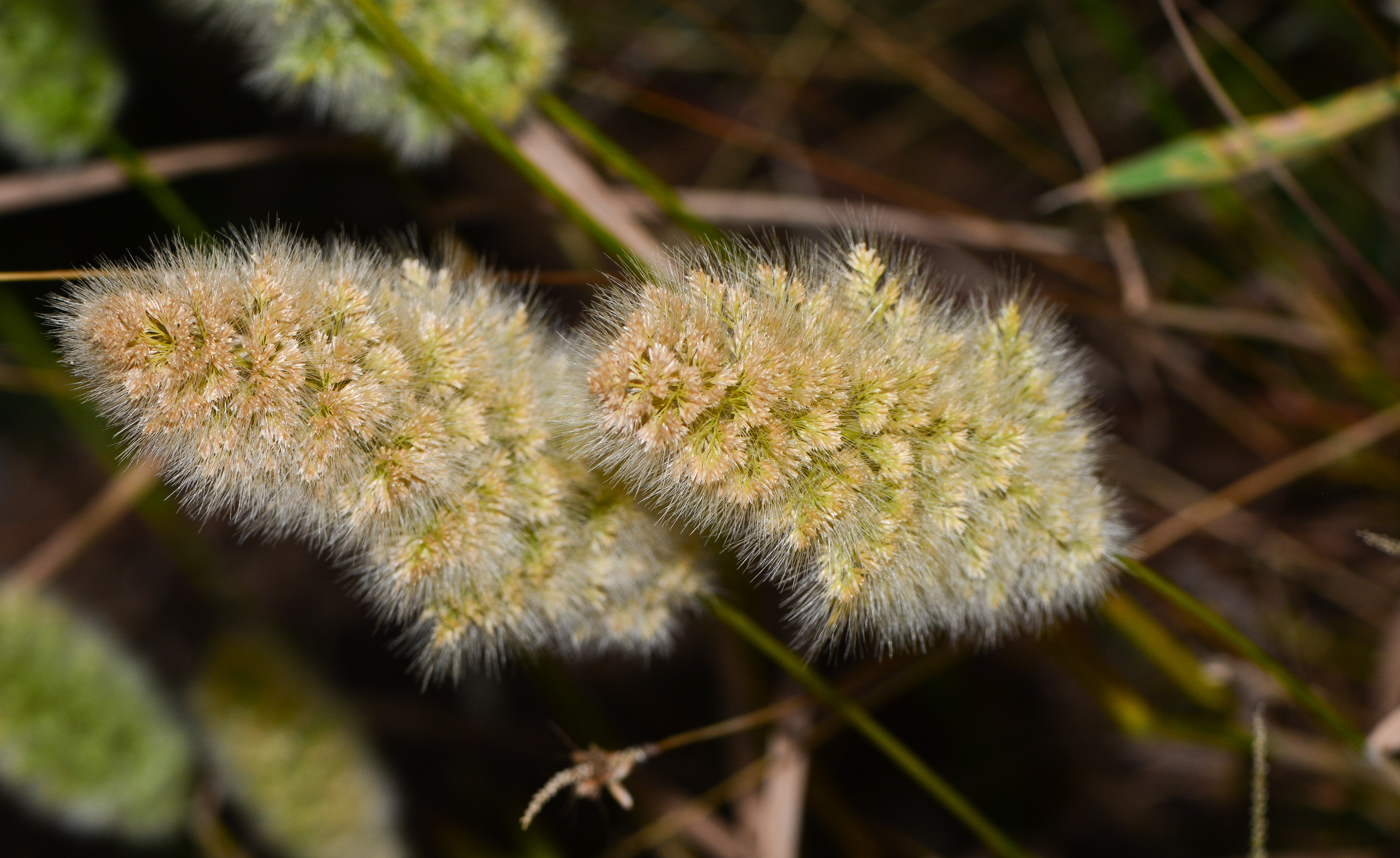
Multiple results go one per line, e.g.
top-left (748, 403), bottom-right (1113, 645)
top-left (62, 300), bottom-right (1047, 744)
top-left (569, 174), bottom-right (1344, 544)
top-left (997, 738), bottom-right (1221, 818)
top-left (706, 595), bottom-right (1034, 858)
top-left (337, 0), bottom-right (637, 266)
top-left (102, 131), bottom-right (208, 241)
top-left (1118, 556), bottom-right (1366, 752)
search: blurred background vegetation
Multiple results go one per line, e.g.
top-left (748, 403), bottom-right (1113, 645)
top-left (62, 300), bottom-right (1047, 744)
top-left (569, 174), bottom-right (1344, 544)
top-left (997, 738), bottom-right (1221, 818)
top-left (6, 0), bottom-right (1400, 855)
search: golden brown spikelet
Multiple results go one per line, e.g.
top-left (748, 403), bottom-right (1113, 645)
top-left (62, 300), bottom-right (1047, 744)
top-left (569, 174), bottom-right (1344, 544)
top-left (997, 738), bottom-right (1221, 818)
top-left (54, 229), bottom-right (707, 673)
top-left (575, 236), bottom-right (1128, 651)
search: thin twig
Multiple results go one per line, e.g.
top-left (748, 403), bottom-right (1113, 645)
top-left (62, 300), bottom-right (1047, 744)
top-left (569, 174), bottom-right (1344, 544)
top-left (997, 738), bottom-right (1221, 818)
top-left (1251, 704), bottom-right (1270, 858)
top-left (651, 694), bottom-right (812, 755)
top-left (0, 269), bottom-right (108, 282)
top-left (536, 92), bottom-right (727, 244)
top-left (753, 706), bottom-right (811, 858)
top-left (1025, 30), bottom-right (1153, 314)
top-left (0, 135), bottom-right (359, 217)
top-left (793, 0), bottom-right (1074, 182)
top-left (609, 652), bottom-right (953, 858)
top-left (610, 757), bottom-right (769, 858)
top-left (624, 187), bottom-right (1078, 255)
top-left (1134, 401), bottom-right (1400, 558)
top-left (572, 70), bottom-right (1123, 292)
top-left (1113, 443), bottom-right (1394, 625)
top-left (0, 267), bottom-right (594, 285)
top-left (1140, 303), bottom-right (1330, 351)
top-left (511, 115), bottom-right (665, 266)
top-left (8, 459), bottom-right (161, 589)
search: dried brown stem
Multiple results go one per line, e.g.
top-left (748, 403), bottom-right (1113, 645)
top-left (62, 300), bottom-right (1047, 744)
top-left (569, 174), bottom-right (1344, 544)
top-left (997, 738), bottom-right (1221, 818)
top-left (8, 459), bottom-right (160, 588)
top-left (1134, 402), bottom-right (1400, 557)
top-left (0, 135), bottom-right (361, 216)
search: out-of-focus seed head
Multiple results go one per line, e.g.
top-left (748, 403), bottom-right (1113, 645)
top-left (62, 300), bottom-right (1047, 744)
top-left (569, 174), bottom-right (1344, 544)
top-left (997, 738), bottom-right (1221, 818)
top-left (0, 585), bottom-right (193, 840)
top-left (0, 0), bottom-right (125, 163)
top-left (172, 0), bottom-right (565, 163)
top-left (189, 634), bottom-right (406, 858)
top-left (53, 229), bottom-right (707, 673)
top-left (577, 237), bottom-right (1128, 651)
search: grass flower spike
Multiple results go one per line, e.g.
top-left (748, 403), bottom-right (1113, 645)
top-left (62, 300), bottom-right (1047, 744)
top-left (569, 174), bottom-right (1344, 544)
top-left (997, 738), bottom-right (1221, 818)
top-left (174, 0), bottom-right (564, 163)
top-left (0, 585), bottom-right (193, 840)
top-left (190, 635), bottom-right (405, 858)
top-left (578, 237), bottom-right (1126, 650)
top-left (0, 0), bottom-right (125, 163)
top-left (54, 229), bottom-right (706, 673)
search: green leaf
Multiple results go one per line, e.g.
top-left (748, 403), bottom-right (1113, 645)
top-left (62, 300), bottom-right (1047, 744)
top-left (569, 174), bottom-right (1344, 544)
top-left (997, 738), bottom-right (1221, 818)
top-left (1046, 73), bottom-right (1400, 206)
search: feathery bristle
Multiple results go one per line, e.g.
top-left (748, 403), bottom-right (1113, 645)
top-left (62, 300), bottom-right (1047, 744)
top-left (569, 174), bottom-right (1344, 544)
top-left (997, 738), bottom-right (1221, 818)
top-left (0, 585), bottom-right (193, 840)
top-left (54, 229), bottom-right (706, 673)
top-left (575, 236), bottom-right (1127, 651)
top-left (0, 0), bottom-right (126, 163)
top-left (189, 634), bottom-right (406, 858)
top-left (171, 0), bottom-right (564, 163)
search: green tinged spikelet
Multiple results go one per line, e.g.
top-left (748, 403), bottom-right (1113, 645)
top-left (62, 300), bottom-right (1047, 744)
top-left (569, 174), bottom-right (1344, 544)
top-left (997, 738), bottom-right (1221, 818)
top-left (0, 0), bottom-right (125, 163)
top-left (54, 229), bottom-right (707, 674)
top-left (0, 585), bottom-right (193, 839)
top-left (578, 237), bottom-right (1127, 651)
top-left (190, 635), bottom-right (405, 858)
top-left (173, 0), bottom-right (564, 163)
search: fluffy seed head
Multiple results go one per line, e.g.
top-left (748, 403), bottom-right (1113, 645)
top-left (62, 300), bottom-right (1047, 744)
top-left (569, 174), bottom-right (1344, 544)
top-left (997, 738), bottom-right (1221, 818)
top-left (172, 0), bottom-right (565, 163)
top-left (54, 229), bottom-right (706, 673)
top-left (0, 585), bottom-right (194, 840)
top-left (576, 237), bottom-right (1127, 651)
top-left (189, 635), bottom-right (406, 858)
top-left (0, 0), bottom-right (125, 163)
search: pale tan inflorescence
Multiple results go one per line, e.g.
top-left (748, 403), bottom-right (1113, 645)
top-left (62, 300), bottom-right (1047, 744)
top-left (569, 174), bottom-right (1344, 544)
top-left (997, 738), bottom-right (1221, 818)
top-left (577, 237), bottom-right (1127, 651)
top-left (54, 230), bottom-right (706, 675)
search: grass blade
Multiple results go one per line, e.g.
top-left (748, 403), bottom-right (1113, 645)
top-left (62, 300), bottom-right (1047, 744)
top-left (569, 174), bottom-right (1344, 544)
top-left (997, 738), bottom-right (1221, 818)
top-left (1047, 73), bottom-right (1400, 206)
top-left (1118, 557), bottom-right (1366, 752)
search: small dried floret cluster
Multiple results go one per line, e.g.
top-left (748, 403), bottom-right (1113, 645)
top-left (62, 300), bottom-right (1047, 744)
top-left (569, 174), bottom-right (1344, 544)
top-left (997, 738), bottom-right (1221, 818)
top-left (55, 230), bottom-right (706, 674)
top-left (172, 0), bottom-right (564, 163)
top-left (190, 635), bottom-right (406, 858)
top-left (578, 238), bottom-right (1126, 650)
top-left (0, 0), bottom-right (125, 163)
top-left (0, 585), bottom-right (194, 841)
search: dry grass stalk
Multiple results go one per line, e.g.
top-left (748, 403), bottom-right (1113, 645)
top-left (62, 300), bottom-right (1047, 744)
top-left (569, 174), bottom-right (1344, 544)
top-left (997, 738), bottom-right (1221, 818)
top-left (0, 136), bottom-right (357, 216)
top-left (1134, 401), bottom-right (1400, 558)
top-left (10, 459), bottom-right (159, 588)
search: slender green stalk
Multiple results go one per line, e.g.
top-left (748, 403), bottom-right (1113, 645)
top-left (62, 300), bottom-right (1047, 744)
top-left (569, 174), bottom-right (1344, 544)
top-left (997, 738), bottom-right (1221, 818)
top-left (706, 596), bottom-right (1034, 858)
top-left (101, 131), bottom-right (208, 241)
top-left (1100, 591), bottom-right (1232, 712)
top-left (1118, 556), bottom-right (1366, 752)
top-left (536, 92), bottom-right (728, 246)
top-left (336, 0), bottom-right (636, 266)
